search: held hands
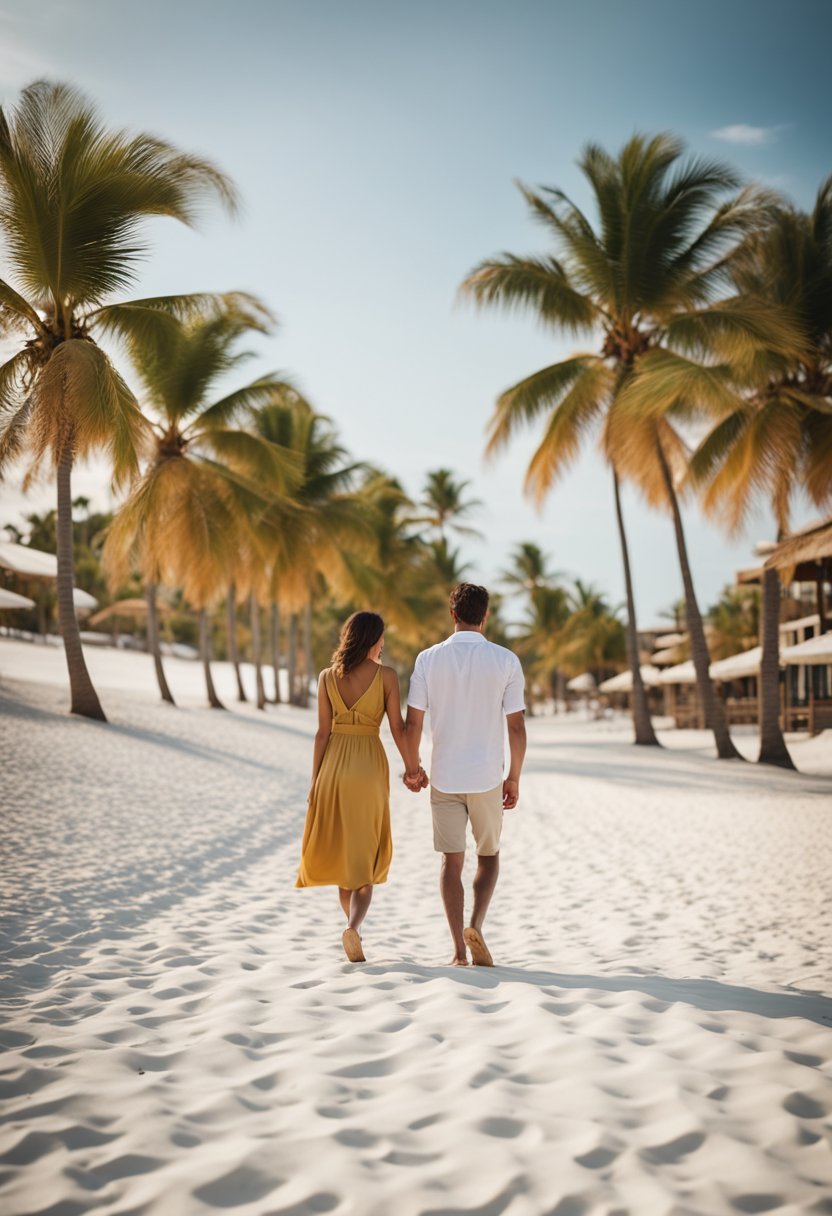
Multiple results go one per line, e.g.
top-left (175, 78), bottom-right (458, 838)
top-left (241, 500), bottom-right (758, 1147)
top-left (403, 765), bottom-right (429, 793)
top-left (502, 778), bottom-right (520, 810)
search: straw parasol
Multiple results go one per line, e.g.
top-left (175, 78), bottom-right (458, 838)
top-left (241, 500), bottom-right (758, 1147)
top-left (566, 672), bottom-right (596, 693)
top-left (780, 633), bottom-right (832, 665)
top-left (88, 598), bottom-right (152, 627)
top-left (0, 541), bottom-right (97, 616)
top-left (763, 517), bottom-right (832, 574)
top-left (0, 587), bottom-right (36, 610)
top-left (598, 665), bottom-right (661, 694)
top-left (656, 660), bottom-right (697, 685)
top-left (653, 632), bottom-right (686, 650)
top-left (709, 646), bottom-right (765, 681)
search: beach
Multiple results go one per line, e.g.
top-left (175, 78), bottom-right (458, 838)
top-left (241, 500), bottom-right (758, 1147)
top-left (2, 640), bottom-right (832, 1216)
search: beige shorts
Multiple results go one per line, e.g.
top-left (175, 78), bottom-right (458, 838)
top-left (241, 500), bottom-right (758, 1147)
top-left (430, 784), bottom-right (503, 855)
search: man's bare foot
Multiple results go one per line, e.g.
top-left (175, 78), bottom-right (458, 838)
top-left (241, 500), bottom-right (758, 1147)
top-left (342, 927), bottom-right (366, 963)
top-left (463, 926), bottom-right (493, 967)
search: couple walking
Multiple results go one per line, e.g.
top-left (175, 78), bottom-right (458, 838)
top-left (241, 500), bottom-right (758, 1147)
top-left (296, 583), bottom-right (527, 966)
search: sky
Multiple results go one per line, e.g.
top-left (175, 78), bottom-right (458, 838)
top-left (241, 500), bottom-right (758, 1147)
top-left (1, 0), bottom-right (830, 626)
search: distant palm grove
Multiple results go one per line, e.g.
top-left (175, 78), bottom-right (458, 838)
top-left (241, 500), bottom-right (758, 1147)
top-left (1, 82), bottom-right (830, 771)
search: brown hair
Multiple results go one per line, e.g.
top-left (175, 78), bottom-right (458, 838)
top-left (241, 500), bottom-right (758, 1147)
top-left (331, 611), bottom-right (385, 677)
top-left (449, 582), bottom-right (489, 626)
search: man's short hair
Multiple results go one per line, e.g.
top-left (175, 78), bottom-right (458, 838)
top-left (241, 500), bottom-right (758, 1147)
top-left (449, 582), bottom-right (490, 626)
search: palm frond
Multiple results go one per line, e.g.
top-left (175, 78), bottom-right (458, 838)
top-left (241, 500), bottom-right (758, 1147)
top-left (614, 348), bottom-right (743, 422)
top-left (197, 375), bottom-right (296, 429)
top-left (486, 355), bottom-right (608, 457)
top-left (460, 255), bottom-right (598, 333)
top-left (0, 276), bottom-right (44, 336)
top-left (200, 427), bottom-right (303, 495)
top-left (28, 339), bottom-right (150, 486)
top-left (665, 297), bottom-right (808, 363)
top-left (522, 361), bottom-right (614, 503)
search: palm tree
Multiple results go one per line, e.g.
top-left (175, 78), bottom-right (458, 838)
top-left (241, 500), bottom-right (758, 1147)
top-left (347, 471), bottom-right (434, 646)
top-left (555, 580), bottom-right (627, 681)
top-left (412, 469), bottom-right (483, 543)
top-left (460, 132), bottom-right (794, 758)
top-left (103, 298), bottom-right (299, 708)
top-left (501, 542), bottom-right (559, 597)
top-left (250, 395), bottom-right (370, 706)
top-left (0, 81), bottom-right (237, 720)
top-left (686, 185), bottom-right (832, 768)
top-left (707, 585), bottom-right (760, 661)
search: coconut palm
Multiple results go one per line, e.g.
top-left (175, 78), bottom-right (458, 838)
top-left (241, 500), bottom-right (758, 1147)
top-left (412, 469), bottom-right (483, 543)
top-left (461, 132), bottom-right (797, 758)
top-left (554, 580), bottom-right (626, 680)
top-left (0, 81), bottom-right (238, 719)
top-left (249, 394), bottom-right (370, 706)
top-left (707, 585), bottom-right (760, 661)
top-left (501, 543), bottom-right (567, 709)
top-left (103, 297), bottom-right (299, 708)
top-left (346, 471), bottom-right (432, 645)
top-left (685, 185), bottom-right (832, 767)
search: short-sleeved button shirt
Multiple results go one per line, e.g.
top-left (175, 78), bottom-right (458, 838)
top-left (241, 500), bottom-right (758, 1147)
top-left (407, 631), bottom-right (525, 793)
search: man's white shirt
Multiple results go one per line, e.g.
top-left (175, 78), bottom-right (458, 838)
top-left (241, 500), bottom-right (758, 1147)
top-left (407, 631), bottom-right (525, 793)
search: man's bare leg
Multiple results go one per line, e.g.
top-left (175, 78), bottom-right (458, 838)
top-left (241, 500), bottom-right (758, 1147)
top-left (471, 853), bottom-right (499, 932)
top-left (464, 854), bottom-right (499, 966)
top-left (440, 852), bottom-right (468, 964)
top-left (338, 888), bottom-right (351, 920)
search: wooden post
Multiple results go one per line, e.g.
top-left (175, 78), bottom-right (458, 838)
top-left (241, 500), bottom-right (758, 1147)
top-left (809, 668), bottom-right (816, 736)
top-left (817, 570), bottom-right (828, 636)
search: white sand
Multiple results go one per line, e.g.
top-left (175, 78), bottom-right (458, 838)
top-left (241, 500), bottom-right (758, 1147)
top-left (1, 637), bottom-right (831, 1216)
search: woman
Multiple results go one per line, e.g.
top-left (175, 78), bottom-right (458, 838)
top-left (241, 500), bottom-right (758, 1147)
top-left (296, 611), bottom-right (416, 962)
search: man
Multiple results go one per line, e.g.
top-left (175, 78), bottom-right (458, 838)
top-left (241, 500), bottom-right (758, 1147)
top-left (403, 583), bottom-right (526, 967)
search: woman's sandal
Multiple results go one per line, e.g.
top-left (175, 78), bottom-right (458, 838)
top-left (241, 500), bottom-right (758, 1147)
top-left (342, 927), bottom-right (366, 963)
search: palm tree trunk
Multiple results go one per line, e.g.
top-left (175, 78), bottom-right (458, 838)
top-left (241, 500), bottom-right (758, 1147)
top-left (250, 593), bottom-right (267, 710)
top-left (758, 566), bottom-right (794, 768)
top-left (146, 580), bottom-right (175, 705)
top-left (288, 612), bottom-right (298, 705)
top-left (270, 600), bottom-right (282, 703)
top-left (226, 581), bottom-right (247, 702)
top-left (655, 441), bottom-right (741, 761)
top-left (612, 470), bottom-right (659, 746)
top-left (199, 608), bottom-right (225, 709)
top-left (56, 443), bottom-right (106, 720)
top-left (300, 601), bottom-right (314, 708)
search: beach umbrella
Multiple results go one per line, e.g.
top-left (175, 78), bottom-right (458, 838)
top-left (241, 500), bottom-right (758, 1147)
top-left (566, 672), bottom-right (596, 693)
top-left (88, 598), bottom-right (153, 627)
top-left (0, 541), bottom-right (97, 617)
top-left (0, 587), bottom-right (36, 610)
top-left (650, 649), bottom-right (679, 666)
top-left (653, 632), bottom-right (686, 650)
top-left (598, 665), bottom-right (661, 694)
top-left (656, 660), bottom-right (697, 685)
top-left (709, 646), bottom-right (766, 681)
top-left (780, 633), bottom-right (832, 665)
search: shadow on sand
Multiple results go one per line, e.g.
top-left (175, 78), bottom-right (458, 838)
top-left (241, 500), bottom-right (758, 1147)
top-left (360, 960), bottom-right (832, 1028)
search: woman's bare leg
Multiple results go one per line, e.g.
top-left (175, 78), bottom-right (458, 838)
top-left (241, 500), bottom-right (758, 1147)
top-left (348, 884), bottom-right (373, 932)
top-left (338, 888), bottom-right (351, 920)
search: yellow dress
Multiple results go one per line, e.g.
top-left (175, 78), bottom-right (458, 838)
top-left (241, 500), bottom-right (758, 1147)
top-left (296, 666), bottom-right (392, 889)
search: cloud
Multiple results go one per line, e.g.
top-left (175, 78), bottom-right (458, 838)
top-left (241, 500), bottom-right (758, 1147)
top-left (709, 123), bottom-right (784, 146)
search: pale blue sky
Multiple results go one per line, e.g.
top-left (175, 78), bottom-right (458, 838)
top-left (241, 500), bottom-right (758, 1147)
top-left (1, 0), bottom-right (830, 624)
